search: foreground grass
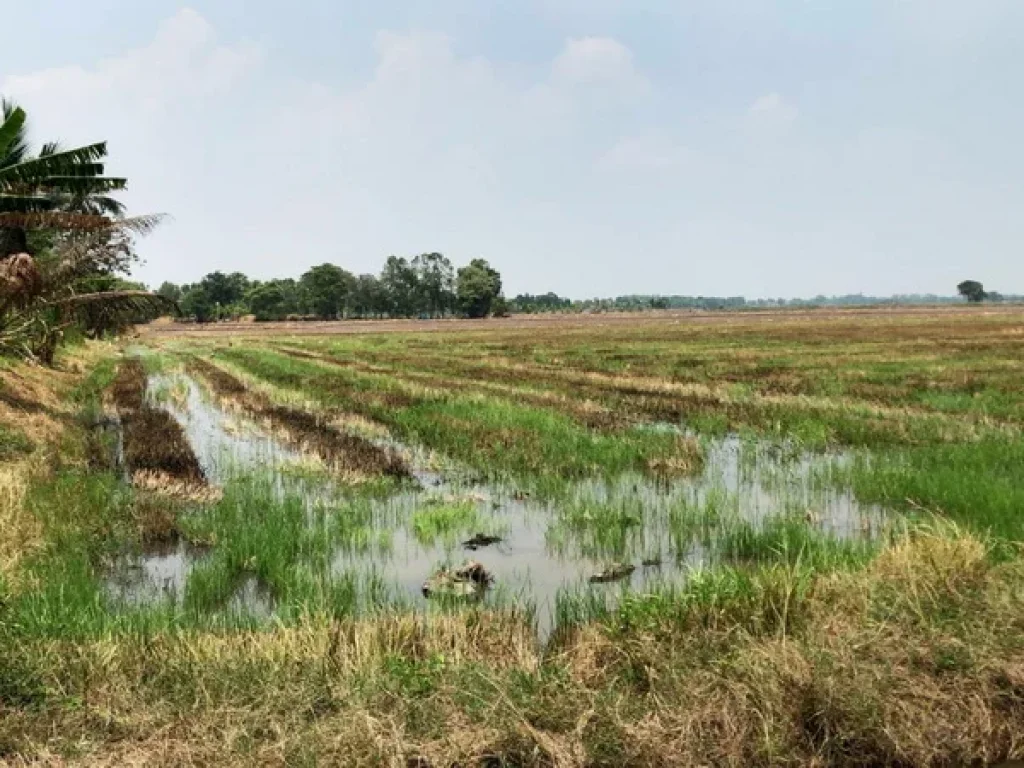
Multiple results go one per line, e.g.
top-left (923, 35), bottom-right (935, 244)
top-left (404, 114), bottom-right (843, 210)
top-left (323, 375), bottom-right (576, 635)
top-left (2, 523), bottom-right (1023, 765)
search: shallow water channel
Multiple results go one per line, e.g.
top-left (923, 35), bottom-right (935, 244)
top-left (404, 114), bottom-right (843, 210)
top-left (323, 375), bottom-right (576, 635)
top-left (107, 372), bottom-right (884, 631)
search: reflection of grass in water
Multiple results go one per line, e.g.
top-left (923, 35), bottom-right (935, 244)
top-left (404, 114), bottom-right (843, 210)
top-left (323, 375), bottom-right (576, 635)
top-left (180, 473), bottom-right (405, 618)
top-left (668, 487), bottom-right (737, 555)
top-left (553, 518), bottom-right (876, 637)
top-left (332, 497), bottom-right (394, 555)
top-left (147, 377), bottom-right (190, 409)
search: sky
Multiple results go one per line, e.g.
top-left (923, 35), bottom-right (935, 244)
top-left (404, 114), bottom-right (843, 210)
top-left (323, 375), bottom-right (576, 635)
top-left (2, 1), bottom-right (1023, 299)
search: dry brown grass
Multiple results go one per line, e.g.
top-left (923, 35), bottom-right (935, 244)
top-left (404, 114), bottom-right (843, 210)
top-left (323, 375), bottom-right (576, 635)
top-left (0, 346), bottom-right (111, 586)
top-left (3, 526), bottom-right (1023, 766)
top-left (0, 464), bottom-right (36, 588)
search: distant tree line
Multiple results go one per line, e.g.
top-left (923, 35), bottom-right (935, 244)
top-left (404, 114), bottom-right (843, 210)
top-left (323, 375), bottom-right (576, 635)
top-left (159, 254), bottom-right (506, 322)
top-left (160, 262), bottom-right (1020, 323)
top-left (515, 290), bottom-right (1020, 315)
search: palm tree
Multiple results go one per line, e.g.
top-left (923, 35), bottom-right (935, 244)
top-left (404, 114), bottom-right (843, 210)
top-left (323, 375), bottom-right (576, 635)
top-left (0, 99), bottom-right (129, 255)
top-left (0, 99), bottom-right (174, 360)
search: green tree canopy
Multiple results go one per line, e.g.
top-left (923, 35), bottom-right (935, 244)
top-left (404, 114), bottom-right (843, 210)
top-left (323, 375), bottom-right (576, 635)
top-left (456, 258), bottom-right (502, 318)
top-left (180, 285), bottom-right (217, 323)
top-left (299, 263), bottom-right (354, 319)
top-left (248, 279), bottom-right (301, 321)
top-left (348, 273), bottom-right (386, 318)
top-left (199, 271), bottom-right (250, 307)
top-left (957, 280), bottom-right (987, 303)
top-left (412, 252), bottom-right (455, 317)
top-left (380, 256), bottom-right (421, 317)
top-left (156, 281), bottom-right (182, 302)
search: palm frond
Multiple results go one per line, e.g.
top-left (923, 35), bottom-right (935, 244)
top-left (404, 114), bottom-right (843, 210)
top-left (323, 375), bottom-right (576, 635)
top-left (34, 176), bottom-right (127, 194)
top-left (0, 142), bottom-right (109, 184)
top-left (1, 192), bottom-right (125, 217)
top-left (113, 213), bottom-right (167, 236)
top-left (0, 193), bottom-right (57, 213)
top-left (0, 211), bottom-right (114, 231)
top-left (52, 289), bottom-right (179, 315)
top-left (33, 162), bottom-right (106, 179)
top-left (0, 210), bottom-right (164, 234)
top-left (73, 195), bottom-right (127, 217)
top-left (0, 106), bottom-right (27, 163)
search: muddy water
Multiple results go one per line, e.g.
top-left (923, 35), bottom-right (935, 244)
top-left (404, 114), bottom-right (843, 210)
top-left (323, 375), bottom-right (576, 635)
top-left (108, 372), bottom-right (884, 630)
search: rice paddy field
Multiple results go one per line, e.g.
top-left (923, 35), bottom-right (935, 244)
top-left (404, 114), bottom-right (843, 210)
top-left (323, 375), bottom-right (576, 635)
top-left (2, 306), bottom-right (1024, 765)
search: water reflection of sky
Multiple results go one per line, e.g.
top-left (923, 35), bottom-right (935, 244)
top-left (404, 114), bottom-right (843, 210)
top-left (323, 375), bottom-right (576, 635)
top-left (108, 372), bottom-right (885, 633)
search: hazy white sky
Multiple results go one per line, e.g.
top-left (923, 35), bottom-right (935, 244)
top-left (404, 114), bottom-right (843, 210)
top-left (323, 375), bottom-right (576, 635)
top-left (2, 1), bottom-right (1022, 298)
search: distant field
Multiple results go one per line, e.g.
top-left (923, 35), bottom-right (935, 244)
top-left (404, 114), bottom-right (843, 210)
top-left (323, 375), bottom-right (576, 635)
top-left (3, 304), bottom-right (1024, 764)
top-left (141, 302), bottom-right (1014, 337)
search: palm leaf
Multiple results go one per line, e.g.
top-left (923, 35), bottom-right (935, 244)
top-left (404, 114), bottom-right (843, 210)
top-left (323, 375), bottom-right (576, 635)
top-left (0, 211), bottom-right (165, 234)
top-left (114, 213), bottom-right (166, 236)
top-left (35, 176), bottom-right (127, 194)
top-left (0, 211), bottom-right (114, 231)
top-left (52, 289), bottom-right (179, 315)
top-left (0, 142), bottom-right (109, 184)
top-left (72, 195), bottom-right (127, 217)
top-left (0, 107), bottom-right (27, 162)
top-left (0, 194), bottom-right (57, 214)
top-left (0, 192), bottom-right (125, 216)
top-left (34, 163), bottom-right (106, 179)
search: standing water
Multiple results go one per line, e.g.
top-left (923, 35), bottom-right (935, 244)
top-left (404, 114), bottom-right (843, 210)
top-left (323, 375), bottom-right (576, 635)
top-left (107, 371), bottom-right (884, 632)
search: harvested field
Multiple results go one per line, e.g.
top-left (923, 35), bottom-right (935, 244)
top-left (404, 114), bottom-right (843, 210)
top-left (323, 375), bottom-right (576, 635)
top-left (2, 307), bottom-right (1024, 765)
top-left (139, 303), bottom-right (1015, 338)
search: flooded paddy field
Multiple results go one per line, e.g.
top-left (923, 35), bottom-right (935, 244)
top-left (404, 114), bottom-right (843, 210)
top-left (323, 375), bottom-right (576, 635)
top-left (6, 308), bottom-right (1024, 764)
top-left (107, 367), bottom-right (885, 633)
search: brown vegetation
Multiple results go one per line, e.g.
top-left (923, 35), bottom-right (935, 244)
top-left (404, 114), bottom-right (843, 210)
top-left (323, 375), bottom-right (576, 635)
top-left (112, 358), bottom-right (205, 485)
top-left (185, 356), bottom-right (410, 479)
top-left (137, 303), bottom-right (1020, 339)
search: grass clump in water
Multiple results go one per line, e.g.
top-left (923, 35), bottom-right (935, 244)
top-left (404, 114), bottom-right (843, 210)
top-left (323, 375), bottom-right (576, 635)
top-left (718, 513), bottom-right (878, 569)
top-left (411, 499), bottom-right (483, 546)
